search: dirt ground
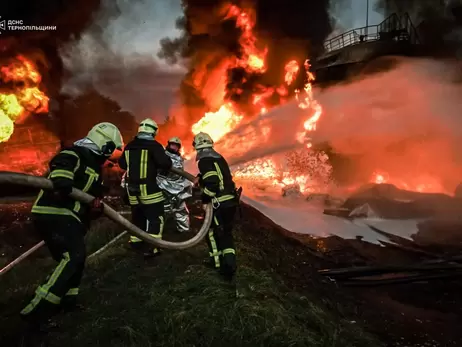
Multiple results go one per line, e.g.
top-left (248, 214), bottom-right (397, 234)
top-left (241, 205), bottom-right (462, 346)
top-left (1, 197), bottom-right (462, 346)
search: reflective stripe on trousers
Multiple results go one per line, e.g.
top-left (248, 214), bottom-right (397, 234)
top-left (21, 252), bottom-right (71, 315)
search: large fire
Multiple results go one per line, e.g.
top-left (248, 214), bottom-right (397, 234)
top-left (185, 4), bottom-right (327, 194)
top-left (183, 4), bottom-right (446, 196)
top-left (0, 55), bottom-right (49, 143)
top-left (0, 6), bottom-right (447, 195)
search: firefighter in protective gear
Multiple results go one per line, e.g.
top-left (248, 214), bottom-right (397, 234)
top-left (20, 122), bottom-right (124, 329)
top-left (193, 132), bottom-right (240, 281)
top-left (118, 118), bottom-right (172, 256)
top-left (156, 137), bottom-right (192, 232)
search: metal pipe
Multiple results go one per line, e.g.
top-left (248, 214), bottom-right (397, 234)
top-left (0, 240), bottom-right (45, 276)
top-left (365, 0), bottom-right (370, 38)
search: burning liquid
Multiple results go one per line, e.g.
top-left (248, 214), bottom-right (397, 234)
top-left (187, 58), bottom-right (328, 194)
top-left (182, 4), bottom-right (328, 195)
top-left (184, 8), bottom-right (460, 196)
top-left (0, 55), bottom-right (49, 143)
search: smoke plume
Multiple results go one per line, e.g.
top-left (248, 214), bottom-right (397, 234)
top-left (374, 0), bottom-right (462, 56)
top-left (374, 0), bottom-right (447, 22)
top-left (158, 0), bottom-right (335, 138)
top-left (0, 0), bottom-right (102, 42)
top-left (59, 0), bottom-right (185, 123)
top-left (327, 0), bottom-right (354, 38)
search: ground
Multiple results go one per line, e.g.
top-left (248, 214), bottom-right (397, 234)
top-left (0, 197), bottom-right (461, 346)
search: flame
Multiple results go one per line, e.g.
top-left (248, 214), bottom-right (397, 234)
top-left (0, 55), bottom-right (49, 143)
top-left (188, 4), bottom-right (327, 194)
top-left (184, 4), bottom-right (444, 195)
top-left (284, 60), bottom-right (299, 85)
top-left (371, 171), bottom-right (445, 194)
top-left (295, 60), bottom-right (323, 148)
top-left (233, 151), bottom-right (331, 194)
top-left (191, 104), bottom-right (244, 142)
top-left (226, 5), bottom-right (267, 73)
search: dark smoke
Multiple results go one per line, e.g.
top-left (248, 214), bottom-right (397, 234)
top-left (328, 0), bottom-right (354, 37)
top-left (0, 0), bottom-right (106, 139)
top-left (158, 0), bottom-right (335, 135)
top-left (374, 0), bottom-right (462, 55)
top-left (0, 0), bottom-right (104, 92)
top-left (0, 0), bottom-right (103, 42)
top-left (374, 0), bottom-right (446, 21)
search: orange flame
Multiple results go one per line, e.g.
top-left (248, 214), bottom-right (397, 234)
top-left (0, 55), bottom-right (49, 143)
top-left (225, 5), bottom-right (267, 73)
top-left (186, 4), bottom-right (444, 195)
top-left (187, 4), bottom-right (327, 194)
top-left (191, 103), bottom-right (243, 142)
top-left (284, 60), bottom-right (300, 85)
top-left (372, 171), bottom-right (445, 193)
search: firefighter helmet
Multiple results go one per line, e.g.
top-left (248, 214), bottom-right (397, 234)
top-left (86, 122), bottom-right (124, 156)
top-left (192, 132), bottom-right (214, 150)
top-left (168, 136), bottom-right (182, 146)
top-left (138, 118), bottom-right (158, 136)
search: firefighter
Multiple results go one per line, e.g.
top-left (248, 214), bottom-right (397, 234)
top-left (156, 137), bottom-right (192, 233)
top-left (192, 132), bottom-right (240, 281)
top-left (118, 118), bottom-right (172, 257)
top-left (20, 122), bottom-right (124, 330)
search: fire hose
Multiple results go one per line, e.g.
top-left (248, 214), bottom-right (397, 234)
top-left (0, 168), bottom-right (213, 276)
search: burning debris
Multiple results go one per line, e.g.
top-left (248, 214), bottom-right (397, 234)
top-left (0, 55), bottom-right (49, 143)
top-left (232, 149), bottom-right (333, 195)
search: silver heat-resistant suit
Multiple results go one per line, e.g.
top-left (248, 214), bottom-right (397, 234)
top-left (156, 150), bottom-right (192, 232)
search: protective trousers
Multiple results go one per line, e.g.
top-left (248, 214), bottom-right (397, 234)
top-left (21, 215), bottom-right (86, 323)
top-left (164, 193), bottom-right (190, 232)
top-left (129, 202), bottom-right (165, 254)
top-left (205, 205), bottom-right (237, 277)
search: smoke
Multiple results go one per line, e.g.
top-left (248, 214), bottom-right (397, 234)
top-left (376, 1), bottom-right (462, 57)
top-left (208, 57), bottom-right (462, 194)
top-left (59, 0), bottom-right (186, 123)
top-left (158, 0), bottom-right (335, 133)
top-left (0, 0), bottom-right (102, 42)
top-left (374, 0), bottom-right (448, 22)
top-left (328, 0), bottom-right (354, 38)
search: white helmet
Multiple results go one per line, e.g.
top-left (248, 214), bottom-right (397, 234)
top-left (138, 118), bottom-right (158, 136)
top-left (168, 136), bottom-right (182, 146)
top-left (86, 122), bottom-right (124, 156)
top-left (192, 132), bottom-right (214, 150)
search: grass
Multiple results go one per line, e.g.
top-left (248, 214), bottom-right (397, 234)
top-left (0, 207), bottom-right (383, 347)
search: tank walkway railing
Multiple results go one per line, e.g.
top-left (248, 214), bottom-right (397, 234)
top-left (324, 13), bottom-right (420, 53)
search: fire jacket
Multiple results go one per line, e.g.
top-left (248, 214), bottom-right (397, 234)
top-left (31, 145), bottom-right (105, 225)
top-left (156, 150), bottom-right (192, 201)
top-left (118, 136), bottom-right (172, 205)
top-left (196, 148), bottom-right (238, 206)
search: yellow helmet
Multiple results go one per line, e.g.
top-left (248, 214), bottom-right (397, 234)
top-left (168, 136), bottom-right (181, 146)
top-left (138, 118), bottom-right (158, 136)
top-left (192, 132), bottom-right (214, 150)
top-left (86, 122), bottom-right (124, 156)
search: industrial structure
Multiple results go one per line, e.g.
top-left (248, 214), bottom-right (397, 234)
top-left (314, 13), bottom-right (422, 82)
